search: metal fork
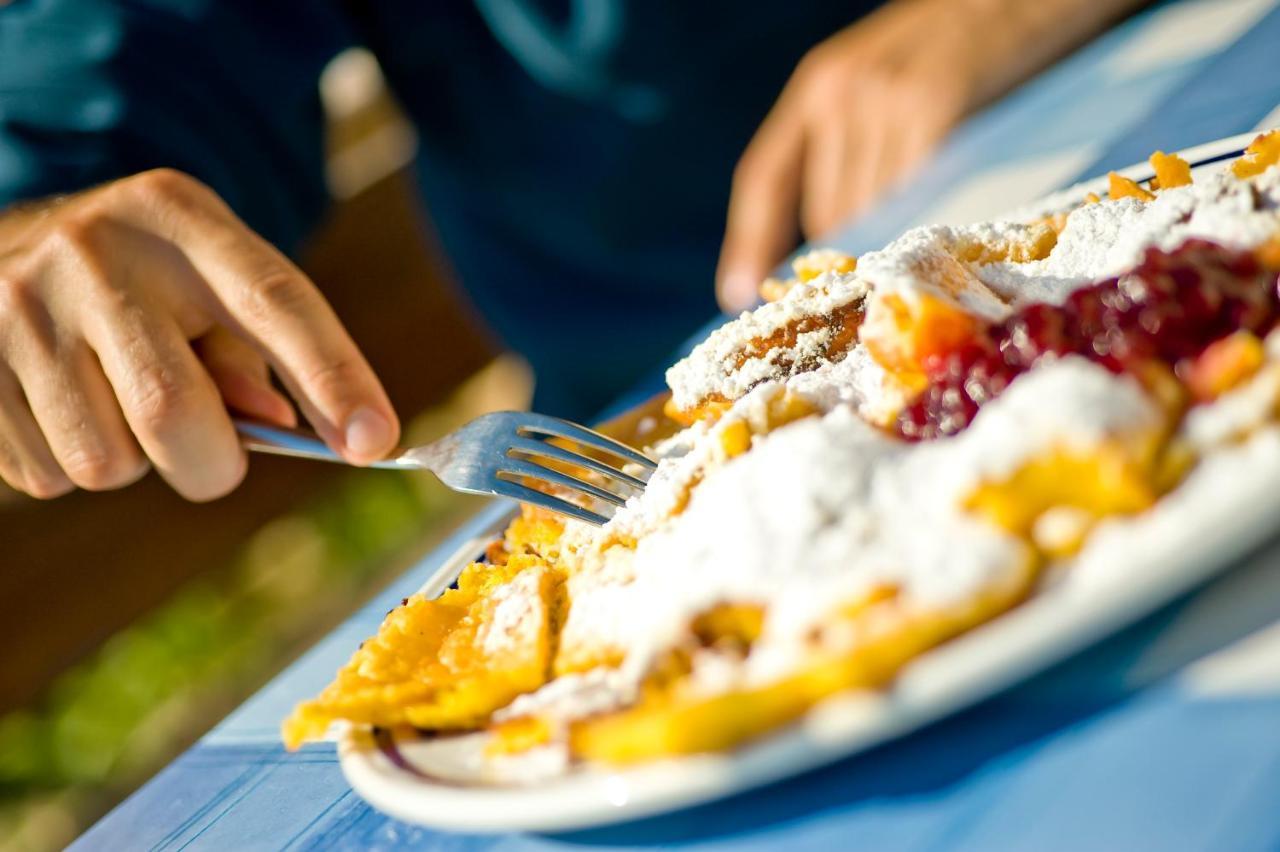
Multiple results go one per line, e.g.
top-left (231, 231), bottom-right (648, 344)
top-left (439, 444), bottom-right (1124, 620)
top-left (233, 412), bottom-right (656, 526)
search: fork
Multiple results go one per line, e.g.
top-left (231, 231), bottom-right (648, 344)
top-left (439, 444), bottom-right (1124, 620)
top-left (233, 412), bottom-right (656, 526)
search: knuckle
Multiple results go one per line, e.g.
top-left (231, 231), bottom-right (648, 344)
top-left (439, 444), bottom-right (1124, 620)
top-left (130, 167), bottom-right (192, 197)
top-left (127, 365), bottom-right (198, 438)
top-left (237, 268), bottom-right (312, 325)
top-left (796, 47), bottom-right (843, 93)
top-left (301, 354), bottom-right (362, 402)
top-left (794, 45), bottom-right (828, 80)
top-left (23, 471), bottom-right (75, 500)
top-left (252, 268), bottom-right (309, 309)
top-left (37, 213), bottom-right (114, 281)
top-left (125, 168), bottom-right (212, 211)
top-left (62, 444), bottom-right (132, 490)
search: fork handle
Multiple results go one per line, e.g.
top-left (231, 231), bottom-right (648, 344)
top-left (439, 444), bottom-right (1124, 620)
top-left (233, 418), bottom-right (410, 470)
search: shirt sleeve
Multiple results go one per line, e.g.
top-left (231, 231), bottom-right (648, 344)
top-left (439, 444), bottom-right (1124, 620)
top-left (0, 0), bottom-right (353, 254)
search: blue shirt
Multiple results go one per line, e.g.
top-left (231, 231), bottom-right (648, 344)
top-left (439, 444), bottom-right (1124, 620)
top-left (0, 0), bottom-right (874, 417)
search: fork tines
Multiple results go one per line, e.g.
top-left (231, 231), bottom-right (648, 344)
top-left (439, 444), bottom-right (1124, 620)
top-left (497, 413), bottom-right (656, 526)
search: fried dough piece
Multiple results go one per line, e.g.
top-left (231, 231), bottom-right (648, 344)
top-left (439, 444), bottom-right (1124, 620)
top-left (282, 556), bottom-right (557, 749)
top-left (1150, 151), bottom-right (1192, 190)
top-left (1232, 130), bottom-right (1280, 179)
top-left (569, 551), bottom-right (1036, 764)
top-left (1109, 172), bottom-right (1155, 202)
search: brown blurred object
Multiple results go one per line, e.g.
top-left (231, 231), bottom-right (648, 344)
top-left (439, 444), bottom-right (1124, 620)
top-left (0, 51), bottom-right (498, 714)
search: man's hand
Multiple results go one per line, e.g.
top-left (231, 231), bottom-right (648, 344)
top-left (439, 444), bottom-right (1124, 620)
top-left (717, 0), bottom-right (1147, 312)
top-left (0, 169), bottom-right (399, 500)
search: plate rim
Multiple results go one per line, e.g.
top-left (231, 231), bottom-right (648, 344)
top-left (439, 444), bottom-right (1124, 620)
top-left (338, 128), bottom-right (1277, 833)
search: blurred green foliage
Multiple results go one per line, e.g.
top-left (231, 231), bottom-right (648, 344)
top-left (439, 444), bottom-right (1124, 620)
top-left (0, 356), bottom-right (530, 850)
top-left (0, 466), bottom-right (475, 851)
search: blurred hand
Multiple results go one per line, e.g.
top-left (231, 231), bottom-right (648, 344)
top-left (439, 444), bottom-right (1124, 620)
top-left (717, 0), bottom-right (1147, 311)
top-left (0, 169), bottom-right (399, 501)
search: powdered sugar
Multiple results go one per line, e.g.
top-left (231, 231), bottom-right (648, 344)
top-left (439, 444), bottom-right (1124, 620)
top-left (1071, 426), bottom-right (1280, 591)
top-left (493, 667), bottom-right (636, 723)
top-left (980, 167), bottom-right (1280, 304)
top-left (855, 225), bottom-right (1011, 320)
top-left (557, 358), bottom-right (1159, 693)
top-left (665, 271), bottom-right (869, 411)
top-left (480, 568), bottom-right (546, 657)
top-left (981, 199), bottom-right (1147, 303)
top-left (783, 345), bottom-right (909, 426)
top-left (1182, 362), bottom-right (1280, 449)
top-left (493, 154), bottom-right (1280, 741)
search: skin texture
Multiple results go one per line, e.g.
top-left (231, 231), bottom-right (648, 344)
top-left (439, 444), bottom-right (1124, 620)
top-left (0, 169), bottom-right (399, 501)
top-left (716, 0), bottom-right (1149, 312)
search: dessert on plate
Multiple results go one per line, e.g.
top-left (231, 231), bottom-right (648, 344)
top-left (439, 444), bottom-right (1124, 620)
top-left (283, 131), bottom-right (1280, 773)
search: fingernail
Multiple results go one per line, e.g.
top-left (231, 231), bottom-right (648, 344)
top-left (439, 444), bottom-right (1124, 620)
top-left (344, 407), bottom-right (394, 458)
top-left (720, 271), bottom-right (761, 314)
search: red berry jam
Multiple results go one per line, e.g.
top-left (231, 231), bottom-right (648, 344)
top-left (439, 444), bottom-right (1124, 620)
top-left (895, 240), bottom-right (1280, 440)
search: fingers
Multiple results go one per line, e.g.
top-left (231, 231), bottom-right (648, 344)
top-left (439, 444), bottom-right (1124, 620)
top-left (0, 365), bottom-right (71, 498)
top-left (717, 102), bottom-right (805, 314)
top-left (888, 98), bottom-right (954, 186)
top-left (0, 169), bottom-right (395, 501)
top-left (832, 114), bottom-right (894, 232)
top-left (721, 8), bottom-right (980, 305)
top-left (836, 69), bottom-right (952, 223)
top-left (120, 170), bottom-right (399, 464)
top-left (194, 326), bottom-right (296, 428)
top-left (9, 333), bottom-right (149, 495)
top-left (800, 115), bottom-right (852, 240)
top-left (80, 286), bottom-right (246, 502)
top-left (206, 240), bottom-right (398, 463)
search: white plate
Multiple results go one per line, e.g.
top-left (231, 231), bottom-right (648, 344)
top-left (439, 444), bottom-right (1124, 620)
top-left (339, 130), bottom-right (1276, 833)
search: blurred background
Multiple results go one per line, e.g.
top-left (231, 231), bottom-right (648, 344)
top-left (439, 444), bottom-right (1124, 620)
top-left (7, 3), bottom-right (1274, 848)
top-left (0, 49), bottom-right (533, 851)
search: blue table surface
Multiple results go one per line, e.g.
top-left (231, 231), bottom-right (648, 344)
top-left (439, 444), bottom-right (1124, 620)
top-left (78, 1), bottom-right (1280, 849)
